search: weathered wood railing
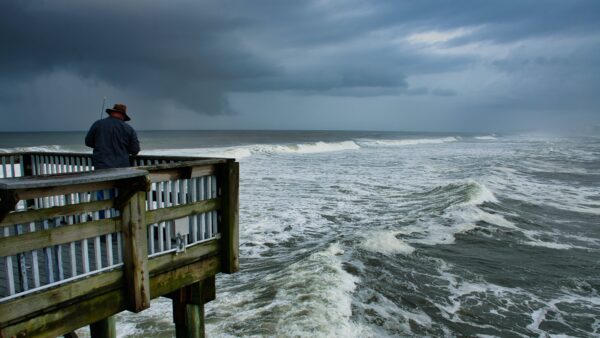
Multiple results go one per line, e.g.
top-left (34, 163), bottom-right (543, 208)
top-left (0, 152), bottom-right (239, 337)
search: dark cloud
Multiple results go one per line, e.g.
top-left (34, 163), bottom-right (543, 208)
top-left (0, 0), bottom-right (599, 131)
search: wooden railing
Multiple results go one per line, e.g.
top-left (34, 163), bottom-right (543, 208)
top-left (0, 152), bottom-right (239, 337)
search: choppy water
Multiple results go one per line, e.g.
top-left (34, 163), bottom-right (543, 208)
top-left (1, 131), bottom-right (599, 337)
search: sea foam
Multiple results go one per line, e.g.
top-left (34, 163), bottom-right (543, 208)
top-left (361, 231), bottom-right (415, 255)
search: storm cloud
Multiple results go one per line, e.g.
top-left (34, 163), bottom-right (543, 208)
top-left (1, 0), bottom-right (599, 131)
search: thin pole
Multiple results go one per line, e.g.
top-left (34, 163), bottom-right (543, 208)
top-left (100, 97), bottom-right (106, 120)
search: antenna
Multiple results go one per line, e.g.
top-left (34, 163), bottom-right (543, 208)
top-left (100, 97), bottom-right (107, 119)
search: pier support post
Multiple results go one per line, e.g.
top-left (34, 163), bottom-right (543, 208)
top-left (219, 160), bottom-right (239, 273)
top-left (89, 316), bottom-right (116, 338)
top-left (172, 282), bottom-right (206, 338)
top-left (121, 190), bottom-right (150, 312)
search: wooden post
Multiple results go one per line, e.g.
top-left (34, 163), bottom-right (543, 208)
top-left (121, 191), bottom-right (150, 312)
top-left (219, 160), bottom-right (239, 273)
top-left (172, 282), bottom-right (205, 338)
top-left (89, 316), bottom-right (116, 338)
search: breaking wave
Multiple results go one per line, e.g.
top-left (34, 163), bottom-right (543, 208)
top-left (0, 145), bottom-right (70, 153)
top-left (143, 141), bottom-right (361, 159)
top-left (360, 137), bottom-right (458, 147)
top-left (474, 135), bottom-right (497, 140)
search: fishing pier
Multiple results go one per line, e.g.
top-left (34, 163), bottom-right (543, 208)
top-left (0, 152), bottom-right (239, 337)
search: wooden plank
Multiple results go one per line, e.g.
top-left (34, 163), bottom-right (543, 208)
top-left (121, 191), bottom-right (150, 312)
top-left (146, 198), bottom-right (221, 225)
top-left (0, 199), bottom-right (114, 227)
top-left (16, 181), bottom-right (120, 201)
top-left (0, 255), bottom-right (219, 337)
top-left (164, 276), bottom-right (215, 306)
top-left (150, 255), bottom-right (219, 299)
top-left (148, 168), bottom-right (191, 183)
top-left (0, 168), bottom-right (148, 190)
top-left (0, 217), bottom-right (121, 257)
top-left (148, 239), bottom-right (220, 276)
top-left (220, 161), bottom-right (239, 273)
top-left (0, 270), bottom-right (122, 327)
top-left (0, 288), bottom-right (124, 338)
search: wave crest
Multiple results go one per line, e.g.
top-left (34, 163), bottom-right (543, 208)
top-left (361, 137), bottom-right (458, 147)
top-left (144, 141), bottom-right (361, 159)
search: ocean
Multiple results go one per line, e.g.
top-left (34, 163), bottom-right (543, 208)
top-left (1, 130), bottom-right (599, 337)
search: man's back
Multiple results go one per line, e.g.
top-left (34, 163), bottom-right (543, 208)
top-left (85, 117), bottom-right (140, 169)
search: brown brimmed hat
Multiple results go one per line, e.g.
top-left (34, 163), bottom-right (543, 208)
top-left (105, 103), bottom-right (131, 121)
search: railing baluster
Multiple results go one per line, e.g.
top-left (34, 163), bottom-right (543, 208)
top-left (10, 156), bottom-right (16, 178)
top-left (190, 177), bottom-right (198, 242)
top-left (200, 177), bottom-right (206, 240)
top-left (75, 156), bottom-right (81, 173)
top-left (79, 192), bottom-right (90, 274)
top-left (65, 194), bottom-right (77, 277)
top-left (179, 178), bottom-right (188, 245)
top-left (2, 156), bottom-right (7, 178)
top-left (29, 221), bottom-right (40, 288)
top-left (15, 224), bottom-right (28, 291)
top-left (49, 192), bottom-right (64, 281)
top-left (105, 189), bottom-right (114, 266)
top-left (4, 227), bottom-right (16, 295)
top-left (211, 175), bottom-right (218, 235)
top-left (206, 176), bottom-right (212, 238)
top-left (158, 182), bottom-right (164, 252)
top-left (66, 156), bottom-right (72, 173)
top-left (19, 154), bottom-right (24, 178)
top-left (91, 191), bottom-right (102, 270)
top-left (165, 181), bottom-right (173, 250)
top-left (40, 195), bottom-right (55, 284)
top-left (32, 155), bottom-right (38, 175)
top-left (147, 184), bottom-right (155, 255)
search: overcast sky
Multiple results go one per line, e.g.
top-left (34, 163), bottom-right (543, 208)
top-left (1, 0), bottom-right (599, 132)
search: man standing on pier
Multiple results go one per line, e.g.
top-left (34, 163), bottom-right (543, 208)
top-left (85, 103), bottom-right (140, 169)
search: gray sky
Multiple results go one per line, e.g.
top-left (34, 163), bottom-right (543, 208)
top-left (1, 0), bottom-right (599, 132)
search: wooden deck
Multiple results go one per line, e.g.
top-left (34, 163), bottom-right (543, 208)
top-left (0, 152), bottom-right (239, 337)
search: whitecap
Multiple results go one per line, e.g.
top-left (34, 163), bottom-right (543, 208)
top-left (474, 135), bottom-right (497, 140)
top-left (360, 137), bottom-right (458, 147)
top-left (361, 231), bottom-right (415, 255)
top-left (142, 140), bottom-right (361, 160)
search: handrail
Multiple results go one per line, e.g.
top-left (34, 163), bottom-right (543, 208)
top-left (0, 151), bottom-right (239, 337)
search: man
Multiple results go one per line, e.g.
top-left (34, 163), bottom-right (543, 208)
top-left (85, 103), bottom-right (140, 169)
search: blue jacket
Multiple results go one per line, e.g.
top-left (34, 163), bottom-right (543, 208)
top-left (85, 117), bottom-right (140, 169)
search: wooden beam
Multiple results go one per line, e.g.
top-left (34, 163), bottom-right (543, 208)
top-left (15, 181), bottom-right (118, 201)
top-left (1, 255), bottom-right (219, 337)
top-left (164, 276), bottom-right (216, 306)
top-left (121, 191), bottom-right (150, 313)
top-left (219, 161), bottom-right (239, 273)
top-left (0, 288), bottom-right (125, 338)
top-left (147, 164), bottom-right (216, 183)
top-left (0, 199), bottom-right (114, 227)
top-left (0, 217), bottom-right (121, 257)
top-left (0, 270), bottom-right (122, 327)
top-left (150, 256), bottom-right (219, 299)
top-left (145, 198), bottom-right (221, 225)
top-left (149, 239), bottom-right (220, 276)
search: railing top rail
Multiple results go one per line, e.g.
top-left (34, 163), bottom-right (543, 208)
top-left (0, 168), bottom-right (148, 190)
top-left (0, 150), bottom-right (233, 162)
top-left (138, 158), bottom-right (232, 170)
